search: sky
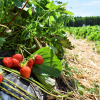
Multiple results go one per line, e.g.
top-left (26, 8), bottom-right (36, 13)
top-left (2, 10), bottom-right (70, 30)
top-left (55, 0), bottom-right (100, 17)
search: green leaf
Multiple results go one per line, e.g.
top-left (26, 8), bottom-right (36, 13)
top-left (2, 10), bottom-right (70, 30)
top-left (65, 62), bottom-right (71, 71)
top-left (34, 72), bottom-right (55, 88)
top-left (60, 38), bottom-right (72, 49)
top-left (46, 44), bottom-right (58, 54)
top-left (28, 7), bottom-right (32, 15)
top-left (55, 1), bottom-right (62, 4)
top-left (0, 1), bottom-right (4, 10)
top-left (49, 16), bottom-right (55, 22)
top-left (0, 37), bottom-right (6, 48)
top-left (13, 0), bottom-right (23, 8)
top-left (63, 10), bottom-right (74, 15)
top-left (62, 3), bottom-right (68, 6)
top-left (56, 13), bottom-right (60, 18)
top-left (78, 90), bottom-right (83, 95)
top-left (78, 85), bottom-right (85, 90)
top-left (46, 1), bottom-right (53, 9)
top-left (31, 47), bottom-right (62, 77)
top-left (46, 1), bottom-right (57, 10)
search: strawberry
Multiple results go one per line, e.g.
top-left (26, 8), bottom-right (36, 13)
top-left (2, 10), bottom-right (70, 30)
top-left (12, 58), bottom-right (20, 68)
top-left (34, 55), bottom-right (43, 65)
top-left (17, 63), bottom-right (21, 70)
top-left (0, 74), bottom-right (3, 83)
top-left (12, 54), bottom-right (23, 62)
top-left (28, 65), bottom-right (33, 70)
top-left (2, 57), bottom-right (13, 68)
top-left (20, 66), bottom-right (31, 78)
top-left (27, 59), bottom-right (34, 66)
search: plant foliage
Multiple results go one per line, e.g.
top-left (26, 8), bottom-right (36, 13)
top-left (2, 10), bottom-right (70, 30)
top-left (67, 25), bottom-right (100, 41)
top-left (31, 47), bottom-right (63, 77)
top-left (0, 0), bottom-right (73, 59)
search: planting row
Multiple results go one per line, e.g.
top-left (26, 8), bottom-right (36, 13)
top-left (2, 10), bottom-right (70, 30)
top-left (67, 25), bottom-right (100, 41)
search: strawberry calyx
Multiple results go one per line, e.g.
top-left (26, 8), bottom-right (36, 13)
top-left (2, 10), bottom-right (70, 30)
top-left (20, 58), bottom-right (33, 68)
top-left (32, 54), bottom-right (38, 61)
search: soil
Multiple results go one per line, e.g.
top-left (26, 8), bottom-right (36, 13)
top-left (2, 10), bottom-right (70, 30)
top-left (64, 33), bottom-right (100, 100)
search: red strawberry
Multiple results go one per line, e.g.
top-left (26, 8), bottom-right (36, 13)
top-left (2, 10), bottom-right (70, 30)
top-left (20, 66), bottom-right (31, 78)
top-left (28, 65), bottom-right (33, 70)
top-left (12, 54), bottom-right (23, 62)
top-left (16, 63), bottom-right (21, 70)
top-left (27, 59), bottom-right (34, 66)
top-left (2, 57), bottom-right (13, 68)
top-left (34, 55), bottom-right (43, 65)
top-left (0, 74), bottom-right (3, 83)
top-left (12, 58), bottom-right (20, 68)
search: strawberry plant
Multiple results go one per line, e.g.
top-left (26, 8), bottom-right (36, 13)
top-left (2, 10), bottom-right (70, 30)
top-left (0, 0), bottom-right (73, 59)
top-left (68, 25), bottom-right (100, 41)
top-left (0, 0), bottom-right (74, 99)
top-left (30, 47), bottom-right (63, 77)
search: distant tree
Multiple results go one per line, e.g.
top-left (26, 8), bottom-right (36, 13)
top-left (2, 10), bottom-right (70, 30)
top-left (67, 16), bottom-right (100, 27)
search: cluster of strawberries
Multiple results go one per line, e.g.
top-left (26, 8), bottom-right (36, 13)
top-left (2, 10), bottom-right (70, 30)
top-left (2, 54), bottom-right (43, 79)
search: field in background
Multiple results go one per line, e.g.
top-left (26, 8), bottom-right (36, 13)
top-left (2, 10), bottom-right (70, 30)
top-left (64, 32), bottom-right (100, 99)
top-left (67, 25), bottom-right (100, 41)
top-left (66, 25), bottom-right (100, 54)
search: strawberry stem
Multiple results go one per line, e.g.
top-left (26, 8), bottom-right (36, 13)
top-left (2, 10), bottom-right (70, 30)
top-left (0, 86), bottom-right (21, 100)
top-left (0, 65), bottom-right (71, 99)
top-left (0, 24), bottom-right (11, 30)
top-left (29, 77), bottom-right (64, 96)
top-left (22, 47), bottom-right (32, 55)
top-left (0, 0), bottom-right (29, 37)
top-left (0, 57), bottom-right (5, 59)
top-left (3, 77), bottom-right (36, 99)
top-left (20, 48), bottom-right (24, 59)
top-left (1, 82), bottom-right (32, 100)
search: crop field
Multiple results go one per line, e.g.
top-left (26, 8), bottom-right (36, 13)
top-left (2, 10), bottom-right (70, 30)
top-left (0, 0), bottom-right (100, 100)
top-left (67, 25), bottom-right (100, 41)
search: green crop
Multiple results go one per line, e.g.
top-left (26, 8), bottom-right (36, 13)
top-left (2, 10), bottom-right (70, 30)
top-left (67, 25), bottom-right (100, 41)
top-left (0, 0), bottom-right (74, 59)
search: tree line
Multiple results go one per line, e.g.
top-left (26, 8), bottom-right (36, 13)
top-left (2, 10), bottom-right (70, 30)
top-left (67, 16), bottom-right (100, 27)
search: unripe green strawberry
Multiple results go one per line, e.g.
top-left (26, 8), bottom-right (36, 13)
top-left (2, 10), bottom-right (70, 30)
top-left (12, 54), bottom-right (23, 62)
top-left (34, 55), bottom-right (43, 65)
top-left (20, 66), bottom-right (31, 78)
top-left (2, 57), bottom-right (13, 68)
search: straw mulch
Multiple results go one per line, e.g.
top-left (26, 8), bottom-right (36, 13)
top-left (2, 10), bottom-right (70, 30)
top-left (64, 33), bottom-right (100, 100)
